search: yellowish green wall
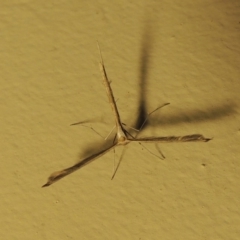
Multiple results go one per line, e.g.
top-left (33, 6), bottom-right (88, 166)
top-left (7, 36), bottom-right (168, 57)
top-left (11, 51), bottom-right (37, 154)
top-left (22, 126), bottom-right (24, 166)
top-left (0, 1), bottom-right (239, 239)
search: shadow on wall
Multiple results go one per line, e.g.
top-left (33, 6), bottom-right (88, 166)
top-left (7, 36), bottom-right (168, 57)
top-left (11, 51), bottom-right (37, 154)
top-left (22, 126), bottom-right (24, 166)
top-left (43, 4), bottom-right (237, 187)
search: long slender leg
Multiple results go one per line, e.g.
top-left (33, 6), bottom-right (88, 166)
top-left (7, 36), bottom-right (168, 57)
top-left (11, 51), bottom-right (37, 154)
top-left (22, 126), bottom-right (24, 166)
top-left (138, 103), bottom-right (170, 133)
top-left (138, 142), bottom-right (165, 159)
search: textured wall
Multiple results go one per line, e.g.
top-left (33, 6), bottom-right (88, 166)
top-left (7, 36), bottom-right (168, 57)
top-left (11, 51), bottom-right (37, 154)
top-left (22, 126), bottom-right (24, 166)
top-left (0, 1), bottom-right (239, 239)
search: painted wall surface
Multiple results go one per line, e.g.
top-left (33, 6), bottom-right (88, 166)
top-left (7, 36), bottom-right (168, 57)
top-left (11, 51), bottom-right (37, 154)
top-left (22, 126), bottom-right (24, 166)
top-left (0, 1), bottom-right (239, 239)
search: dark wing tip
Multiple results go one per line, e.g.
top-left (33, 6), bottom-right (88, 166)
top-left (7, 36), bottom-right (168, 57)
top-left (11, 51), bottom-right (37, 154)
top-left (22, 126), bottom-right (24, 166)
top-left (42, 182), bottom-right (50, 188)
top-left (205, 137), bottom-right (212, 142)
